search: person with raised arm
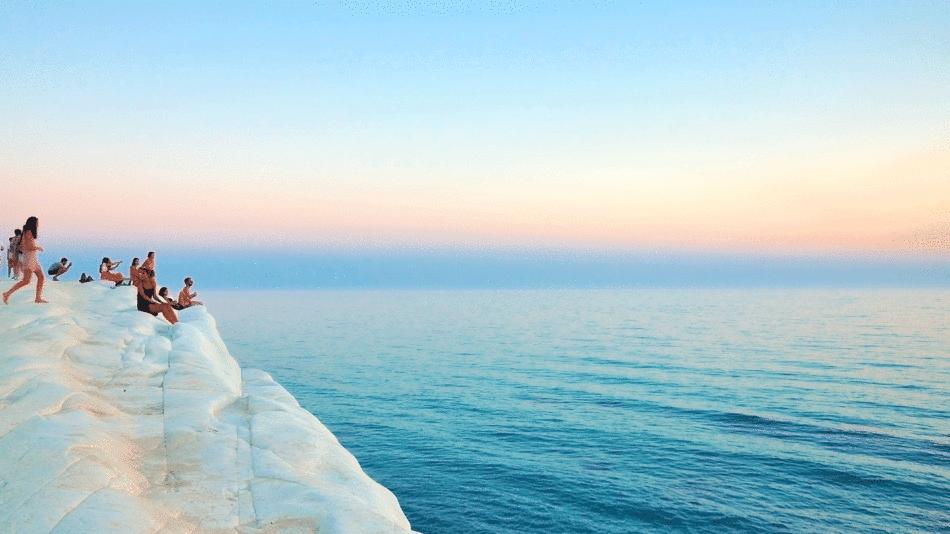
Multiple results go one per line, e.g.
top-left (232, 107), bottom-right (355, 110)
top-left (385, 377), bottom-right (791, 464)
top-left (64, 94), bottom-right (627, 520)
top-left (178, 277), bottom-right (204, 308)
top-left (99, 257), bottom-right (127, 286)
top-left (136, 268), bottom-right (178, 324)
top-left (3, 217), bottom-right (47, 304)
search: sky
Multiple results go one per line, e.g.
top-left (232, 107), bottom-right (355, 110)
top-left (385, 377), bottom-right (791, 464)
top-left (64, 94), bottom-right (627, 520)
top-left (2, 1), bottom-right (949, 287)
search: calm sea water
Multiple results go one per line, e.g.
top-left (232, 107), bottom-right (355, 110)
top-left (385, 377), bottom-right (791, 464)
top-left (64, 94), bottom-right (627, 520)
top-left (204, 289), bottom-right (950, 534)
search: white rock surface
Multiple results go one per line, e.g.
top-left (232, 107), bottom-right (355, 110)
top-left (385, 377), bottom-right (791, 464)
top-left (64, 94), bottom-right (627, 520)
top-left (0, 280), bottom-right (417, 534)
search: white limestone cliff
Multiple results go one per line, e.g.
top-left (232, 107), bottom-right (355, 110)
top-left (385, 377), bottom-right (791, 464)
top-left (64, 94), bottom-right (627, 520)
top-left (0, 280), bottom-right (417, 534)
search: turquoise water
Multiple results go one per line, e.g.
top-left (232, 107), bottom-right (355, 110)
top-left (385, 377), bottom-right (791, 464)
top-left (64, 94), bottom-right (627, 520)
top-left (205, 289), bottom-right (950, 534)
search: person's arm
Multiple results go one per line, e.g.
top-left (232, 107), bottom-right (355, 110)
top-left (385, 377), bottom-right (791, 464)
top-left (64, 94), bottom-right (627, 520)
top-left (146, 283), bottom-right (163, 304)
top-left (22, 234), bottom-right (41, 252)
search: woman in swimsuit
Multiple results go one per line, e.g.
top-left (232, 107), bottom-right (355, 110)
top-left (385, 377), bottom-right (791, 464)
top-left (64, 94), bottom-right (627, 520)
top-left (129, 257), bottom-right (141, 288)
top-left (136, 268), bottom-right (178, 324)
top-left (99, 257), bottom-right (126, 286)
top-left (158, 286), bottom-right (184, 310)
top-left (3, 217), bottom-right (47, 304)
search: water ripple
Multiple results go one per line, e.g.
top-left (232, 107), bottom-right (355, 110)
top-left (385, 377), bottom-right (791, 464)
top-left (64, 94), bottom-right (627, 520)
top-left (209, 288), bottom-right (950, 534)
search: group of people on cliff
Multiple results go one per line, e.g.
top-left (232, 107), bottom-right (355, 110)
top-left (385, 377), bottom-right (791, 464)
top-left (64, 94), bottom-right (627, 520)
top-left (3, 216), bottom-right (202, 325)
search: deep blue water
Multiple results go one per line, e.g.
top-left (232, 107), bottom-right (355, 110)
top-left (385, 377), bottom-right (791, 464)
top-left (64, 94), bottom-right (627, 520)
top-left (205, 289), bottom-right (950, 534)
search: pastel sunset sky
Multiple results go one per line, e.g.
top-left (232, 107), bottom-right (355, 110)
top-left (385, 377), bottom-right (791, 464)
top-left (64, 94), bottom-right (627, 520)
top-left (3, 1), bottom-right (949, 260)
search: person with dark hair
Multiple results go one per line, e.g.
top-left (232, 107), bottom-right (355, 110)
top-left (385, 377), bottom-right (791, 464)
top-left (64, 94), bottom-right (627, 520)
top-left (129, 257), bottom-right (141, 288)
top-left (99, 257), bottom-right (126, 286)
top-left (47, 257), bottom-right (72, 281)
top-left (158, 286), bottom-right (184, 310)
top-left (142, 251), bottom-right (156, 272)
top-left (8, 229), bottom-right (21, 279)
top-left (3, 217), bottom-right (47, 304)
top-left (178, 277), bottom-right (203, 308)
top-left (79, 273), bottom-right (95, 283)
top-left (136, 268), bottom-right (178, 324)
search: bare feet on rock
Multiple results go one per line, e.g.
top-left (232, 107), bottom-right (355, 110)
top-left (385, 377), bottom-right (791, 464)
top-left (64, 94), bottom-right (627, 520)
top-left (35, 298), bottom-right (49, 304)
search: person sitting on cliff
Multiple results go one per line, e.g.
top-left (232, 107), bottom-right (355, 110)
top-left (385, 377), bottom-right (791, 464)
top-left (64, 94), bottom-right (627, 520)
top-left (99, 257), bottom-right (127, 286)
top-left (129, 257), bottom-right (141, 288)
top-left (136, 268), bottom-right (178, 324)
top-left (158, 286), bottom-right (185, 310)
top-left (47, 258), bottom-right (72, 281)
top-left (79, 273), bottom-right (95, 283)
top-left (178, 277), bottom-right (204, 308)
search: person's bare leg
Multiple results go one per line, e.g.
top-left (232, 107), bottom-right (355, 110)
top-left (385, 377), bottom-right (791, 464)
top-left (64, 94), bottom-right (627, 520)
top-left (4, 269), bottom-right (33, 303)
top-left (35, 269), bottom-right (47, 303)
top-left (164, 304), bottom-right (179, 324)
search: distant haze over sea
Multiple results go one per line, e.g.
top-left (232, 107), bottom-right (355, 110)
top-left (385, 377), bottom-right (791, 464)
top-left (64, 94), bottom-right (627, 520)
top-left (46, 248), bottom-right (950, 290)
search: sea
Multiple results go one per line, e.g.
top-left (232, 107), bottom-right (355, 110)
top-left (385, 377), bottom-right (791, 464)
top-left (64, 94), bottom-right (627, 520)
top-left (203, 288), bottom-right (950, 534)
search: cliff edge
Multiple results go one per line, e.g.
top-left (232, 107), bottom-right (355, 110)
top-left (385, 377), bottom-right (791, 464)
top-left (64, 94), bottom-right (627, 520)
top-left (0, 280), bottom-right (416, 534)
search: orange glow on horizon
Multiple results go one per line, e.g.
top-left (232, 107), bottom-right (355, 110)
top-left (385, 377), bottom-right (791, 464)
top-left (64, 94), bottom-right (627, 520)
top-left (5, 146), bottom-right (949, 256)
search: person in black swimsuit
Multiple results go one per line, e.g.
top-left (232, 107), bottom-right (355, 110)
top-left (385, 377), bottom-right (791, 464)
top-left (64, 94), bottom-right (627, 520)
top-left (137, 275), bottom-right (157, 315)
top-left (136, 268), bottom-right (178, 323)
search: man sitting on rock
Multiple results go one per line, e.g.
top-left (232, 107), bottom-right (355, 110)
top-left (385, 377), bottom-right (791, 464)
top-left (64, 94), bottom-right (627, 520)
top-left (178, 277), bottom-right (204, 308)
top-left (47, 258), bottom-right (72, 281)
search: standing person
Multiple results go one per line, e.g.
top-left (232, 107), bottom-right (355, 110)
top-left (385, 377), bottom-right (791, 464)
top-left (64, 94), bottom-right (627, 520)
top-left (142, 251), bottom-right (155, 272)
top-left (8, 229), bottom-right (21, 279)
top-left (99, 257), bottom-right (126, 286)
top-left (2, 217), bottom-right (47, 304)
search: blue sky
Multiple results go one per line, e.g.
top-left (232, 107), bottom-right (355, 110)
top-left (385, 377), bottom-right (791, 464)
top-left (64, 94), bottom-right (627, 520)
top-left (3, 1), bottom-right (949, 286)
